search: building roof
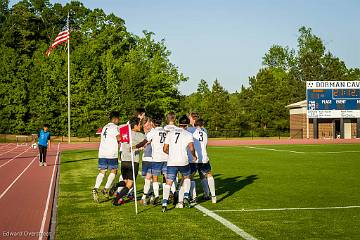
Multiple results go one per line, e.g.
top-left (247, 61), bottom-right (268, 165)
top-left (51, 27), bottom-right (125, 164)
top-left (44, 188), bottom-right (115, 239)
top-left (286, 100), bottom-right (307, 109)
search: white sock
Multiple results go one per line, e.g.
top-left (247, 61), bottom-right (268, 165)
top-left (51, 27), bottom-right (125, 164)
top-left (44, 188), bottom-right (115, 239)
top-left (162, 184), bottom-right (171, 205)
top-left (179, 185), bottom-right (185, 203)
top-left (94, 173), bottom-right (105, 189)
top-left (171, 182), bottom-right (176, 194)
top-left (207, 176), bottom-right (216, 197)
top-left (162, 183), bottom-right (166, 190)
top-left (153, 182), bottom-right (159, 197)
top-left (190, 180), bottom-right (197, 199)
top-left (142, 179), bottom-right (151, 199)
top-left (183, 178), bottom-right (191, 199)
top-left (105, 173), bottom-right (116, 189)
top-left (201, 178), bottom-right (210, 197)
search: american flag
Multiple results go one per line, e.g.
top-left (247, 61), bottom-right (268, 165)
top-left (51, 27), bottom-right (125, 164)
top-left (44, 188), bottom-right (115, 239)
top-left (45, 27), bottom-right (70, 56)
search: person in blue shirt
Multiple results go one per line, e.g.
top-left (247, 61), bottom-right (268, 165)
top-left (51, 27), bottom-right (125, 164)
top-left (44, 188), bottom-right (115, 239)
top-left (38, 124), bottom-right (51, 167)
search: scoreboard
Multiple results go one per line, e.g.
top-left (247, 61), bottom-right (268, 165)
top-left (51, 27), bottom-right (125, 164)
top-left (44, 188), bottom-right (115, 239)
top-left (306, 81), bottom-right (360, 118)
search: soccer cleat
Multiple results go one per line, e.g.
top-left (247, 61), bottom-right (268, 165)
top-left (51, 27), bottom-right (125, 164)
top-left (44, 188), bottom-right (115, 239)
top-left (92, 188), bottom-right (99, 203)
top-left (152, 196), bottom-right (160, 206)
top-left (203, 195), bottom-right (211, 201)
top-left (149, 196), bottom-right (155, 204)
top-left (175, 202), bottom-right (184, 209)
top-left (183, 198), bottom-right (191, 208)
top-left (190, 197), bottom-right (197, 205)
top-left (101, 188), bottom-right (110, 200)
top-left (140, 198), bottom-right (148, 206)
top-left (43, 162), bottom-right (47, 167)
top-left (161, 205), bottom-right (167, 212)
top-left (211, 196), bottom-right (217, 204)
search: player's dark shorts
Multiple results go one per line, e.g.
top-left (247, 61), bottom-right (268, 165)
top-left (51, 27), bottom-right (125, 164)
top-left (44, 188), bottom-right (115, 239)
top-left (121, 161), bottom-right (139, 180)
top-left (152, 162), bottom-right (167, 176)
top-left (197, 162), bottom-right (212, 175)
top-left (142, 161), bottom-right (152, 176)
top-left (167, 165), bottom-right (191, 182)
top-left (190, 163), bottom-right (198, 175)
top-left (98, 158), bottom-right (118, 170)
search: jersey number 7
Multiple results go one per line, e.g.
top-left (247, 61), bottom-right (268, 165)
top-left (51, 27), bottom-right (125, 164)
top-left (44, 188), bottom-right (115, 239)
top-left (175, 132), bottom-right (180, 143)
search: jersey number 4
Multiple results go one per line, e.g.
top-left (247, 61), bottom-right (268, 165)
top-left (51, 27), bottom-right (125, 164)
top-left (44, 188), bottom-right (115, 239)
top-left (103, 128), bottom-right (108, 139)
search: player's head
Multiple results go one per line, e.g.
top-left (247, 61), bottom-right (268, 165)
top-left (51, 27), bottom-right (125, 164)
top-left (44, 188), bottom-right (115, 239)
top-left (43, 124), bottom-right (49, 131)
top-left (153, 115), bottom-right (163, 127)
top-left (195, 118), bottom-right (205, 128)
top-left (167, 112), bottom-right (176, 124)
top-left (130, 117), bottom-right (141, 131)
top-left (143, 117), bottom-right (154, 133)
top-left (109, 111), bottom-right (120, 124)
top-left (178, 115), bottom-right (190, 129)
top-left (134, 107), bottom-right (146, 121)
top-left (189, 112), bottom-right (199, 126)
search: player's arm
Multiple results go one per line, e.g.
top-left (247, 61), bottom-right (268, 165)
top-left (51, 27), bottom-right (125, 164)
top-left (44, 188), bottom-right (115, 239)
top-left (133, 139), bottom-right (148, 149)
top-left (188, 142), bottom-right (197, 162)
top-left (163, 144), bottom-right (169, 154)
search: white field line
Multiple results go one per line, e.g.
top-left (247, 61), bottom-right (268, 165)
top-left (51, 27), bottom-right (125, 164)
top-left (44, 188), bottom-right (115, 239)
top-left (243, 146), bottom-right (360, 154)
top-left (195, 204), bottom-right (258, 240)
top-left (0, 146), bottom-right (19, 157)
top-left (0, 155), bottom-right (37, 200)
top-left (39, 143), bottom-right (60, 240)
top-left (213, 206), bottom-right (360, 212)
top-left (0, 147), bottom-right (31, 168)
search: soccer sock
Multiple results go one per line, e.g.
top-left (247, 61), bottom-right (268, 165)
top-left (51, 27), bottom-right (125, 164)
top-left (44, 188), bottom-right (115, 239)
top-left (104, 173), bottom-right (116, 189)
top-left (190, 180), bottom-right (197, 199)
top-left (162, 183), bottom-right (166, 191)
top-left (142, 179), bottom-right (151, 200)
top-left (178, 185), bottom-right (184, 203)
top-left (201, 178), bottom-right (210, 197)
top-left (162, 184), bottom-right (171, 206)
top-left (153, 182), bottom-right (160, 198)
top-left (183, 178), bottom-right (191, 199)
top-left (171, 182), bottom-right (176, 194)
top-left (94, 173), bottom-right (105, 189)
top-left (117, 187), bottom-right (129, 199)
top-left (207, 176), bottom-right (216, 197)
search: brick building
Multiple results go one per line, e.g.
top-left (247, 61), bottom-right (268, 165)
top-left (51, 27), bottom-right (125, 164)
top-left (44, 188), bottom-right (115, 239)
top-left (287, 100), bottom-right (360, 139)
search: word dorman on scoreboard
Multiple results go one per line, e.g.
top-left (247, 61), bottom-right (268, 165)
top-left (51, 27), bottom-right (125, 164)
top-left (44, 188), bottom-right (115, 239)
top-left (306, 81), bottom-right (360, 119)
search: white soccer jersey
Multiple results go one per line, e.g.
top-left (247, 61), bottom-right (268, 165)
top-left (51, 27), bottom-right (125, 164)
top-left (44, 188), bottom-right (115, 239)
top-left (147, 127), bottom-right (168, 162)
top-left (193, 127), bottom-right (209, 163)
top-left (164, 124), bottom-right (178, 133)
top-left (165, 128), bottom-right (193, 166)
top-left (98, 122), bottom-right (120, 159)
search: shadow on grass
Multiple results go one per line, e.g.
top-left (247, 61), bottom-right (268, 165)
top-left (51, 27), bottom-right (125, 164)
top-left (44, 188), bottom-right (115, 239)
top-left (197, 174), bottom-right (258, 203)
top-left (61, 158), bottom-right (96, 164)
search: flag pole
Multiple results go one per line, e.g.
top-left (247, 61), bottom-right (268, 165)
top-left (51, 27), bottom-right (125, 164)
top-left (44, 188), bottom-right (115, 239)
top-left (67, 12), bottom-right (71, 143)
top-left (129, 124), bottom-right (138, 214)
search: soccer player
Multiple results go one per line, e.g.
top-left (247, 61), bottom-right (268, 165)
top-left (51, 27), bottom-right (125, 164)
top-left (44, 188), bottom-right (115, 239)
top-left (38, 124), bottom-right (51, 167)
top-left (92, 111), bottom-right (121, 202)
top-left (113, 117), bottom-right (147, 206)
top-left (146, 115), bottom-right (168, 205)
top-left (164, 111), bottom-right (178, 132)
top-left (188, 112), bottom-right (211, 200)
top-left (162, 115), bottom-right (197, 212)
top-left (140, 117), bottom-right (155, 205)
top-left (193, 119), bottom-right (216, 203)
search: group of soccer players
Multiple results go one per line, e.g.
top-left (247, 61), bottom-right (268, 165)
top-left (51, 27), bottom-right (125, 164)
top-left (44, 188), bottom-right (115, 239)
top-left (92, 108), bottom-right (216, 212)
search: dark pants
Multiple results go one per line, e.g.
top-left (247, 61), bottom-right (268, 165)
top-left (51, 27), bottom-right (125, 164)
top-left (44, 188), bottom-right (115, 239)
top-left (39, 145), bottom-right (48, 163)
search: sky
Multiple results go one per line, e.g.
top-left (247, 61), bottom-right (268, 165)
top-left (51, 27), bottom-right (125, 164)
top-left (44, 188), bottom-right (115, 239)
top-left (11, 0), bottom-right (360, 94)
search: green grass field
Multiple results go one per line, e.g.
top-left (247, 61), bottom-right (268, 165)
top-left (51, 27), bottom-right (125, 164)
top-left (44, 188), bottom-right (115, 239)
top-left (56, 144), bottom-right (360, 240)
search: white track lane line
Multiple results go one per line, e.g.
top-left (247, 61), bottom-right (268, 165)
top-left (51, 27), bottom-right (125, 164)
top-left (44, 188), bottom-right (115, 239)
top-left (0, 143), bottom-right (12, 149)
top-left (39, 143), bottom-right (60, 240)
top-left (195, 204), bottom-right (258, 240)
top-left (0, 155), bottom-right (37, 200)
top-left (213, 206), bottom-right (360, 212)
top-left (0, 146), bottom-right (19, 157)
top-left (0, 147), bottom-right (31, 168)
